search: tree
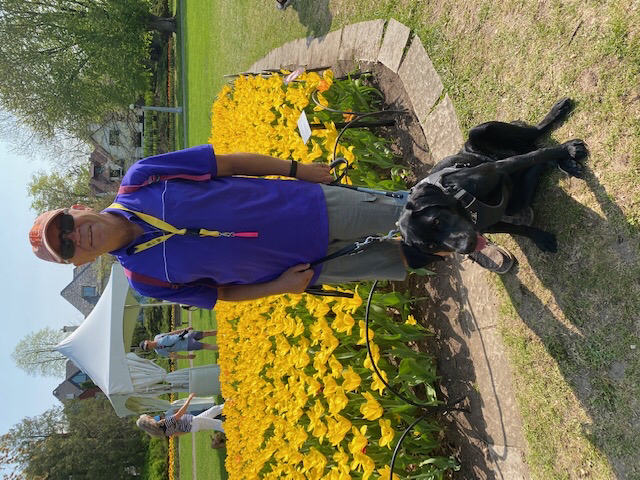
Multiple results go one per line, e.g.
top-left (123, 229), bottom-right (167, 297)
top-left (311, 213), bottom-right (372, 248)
top-left (0, 0), bottom-right (176, 137)
top-left (4, 398), bottom-right (149, 480)
top-left (3, 399), bottom-right (147, 479)
top-left (11, 327), bottom-right (69, 378)
top-left (27, 165), bottom-right (115, 214)
top-left (1, 406), bottom-right (66, 477)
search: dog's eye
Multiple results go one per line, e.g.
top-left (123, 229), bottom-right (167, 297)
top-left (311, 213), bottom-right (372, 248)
top-left (432, 219), bottom-right (440, 229)
top-left (428, 243), bottom-right (436, 250)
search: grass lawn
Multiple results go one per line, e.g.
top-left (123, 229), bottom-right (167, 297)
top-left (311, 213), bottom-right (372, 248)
top-left (179, 0), bottom-right (640, 478)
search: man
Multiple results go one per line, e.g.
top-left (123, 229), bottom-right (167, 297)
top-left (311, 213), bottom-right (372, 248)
top-left (140, 326), bottom-right (217, 360)
top-left (29, 146), bottom-right (510, 308)
top-left (29, 146), bottom-right (416, 308)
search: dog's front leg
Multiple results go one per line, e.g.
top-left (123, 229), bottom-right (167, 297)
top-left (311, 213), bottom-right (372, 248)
top-left (484, 222), bottom-right (557, 252)
top-left (493, 139), bottom-right (588, 177)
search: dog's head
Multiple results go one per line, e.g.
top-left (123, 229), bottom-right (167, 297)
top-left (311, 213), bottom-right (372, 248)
top-left (399, 184), bottom-right (482, 267)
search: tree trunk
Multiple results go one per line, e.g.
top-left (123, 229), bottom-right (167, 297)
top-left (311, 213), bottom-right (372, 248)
top-left (144, 14), bottom-right (176, 34)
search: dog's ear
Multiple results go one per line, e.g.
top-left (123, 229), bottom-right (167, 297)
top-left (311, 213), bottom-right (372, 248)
top-left (405, 199), bottom-right (418, 211)
top-left (406, 184), bottom-right (453, 212)
top-left (401, 243), bottom-right (445, 269)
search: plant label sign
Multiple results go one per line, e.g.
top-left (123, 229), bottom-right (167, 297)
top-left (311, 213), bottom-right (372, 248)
top-left (297, 111), bottom-right (312, 144)
top-left (284, 68), bottom-right (305, 85)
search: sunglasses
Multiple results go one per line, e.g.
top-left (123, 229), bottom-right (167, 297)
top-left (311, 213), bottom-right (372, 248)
top-left (57, 210), bottom-right (75, 260)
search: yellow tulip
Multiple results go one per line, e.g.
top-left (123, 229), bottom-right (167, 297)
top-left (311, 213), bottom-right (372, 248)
top-left (378, 418), bottom-right (395, 449)
top-left (357, 320), bottom-right (375, 345)
top-left (311, 419), bottom-right (328, 444)
top-left (376, 465), bottom-right (401, 480)
top-left (328, 355), bottom-right (343, 379)
top-left (371, 369), bottom-right (388, 395)
top-left (327, 386), bottom-right (349, 415)
top-left (332, 311), bottom-right (355, 335)
top-left (348, 425), bottom-right (368, 455)
top-left (326, 414), bottom-right (352, 446)
top-left (360, 392), bottom-right (384, 420)
top-left (341, 366), bottom-right (361, 392)
top-left (363, 343), bottom-right (381, 370)
top-left (322, 376), bottom-right (338, 397)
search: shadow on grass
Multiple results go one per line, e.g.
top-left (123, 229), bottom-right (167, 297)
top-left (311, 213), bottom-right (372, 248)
top-left (290, 0), bottom-right (332, 38)
top-left (502, 165), bottom-right (640, 476)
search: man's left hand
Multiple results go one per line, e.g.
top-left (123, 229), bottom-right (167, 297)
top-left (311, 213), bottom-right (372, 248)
top-left (296, 163), bottom-right (333, 184)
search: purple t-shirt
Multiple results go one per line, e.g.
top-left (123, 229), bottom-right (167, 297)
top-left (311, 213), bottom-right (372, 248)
top-left (105, 145), bottom-right (328, 309)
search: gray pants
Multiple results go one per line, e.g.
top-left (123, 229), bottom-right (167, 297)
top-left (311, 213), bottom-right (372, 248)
top-left (315, 184), bottom-right (407, 285)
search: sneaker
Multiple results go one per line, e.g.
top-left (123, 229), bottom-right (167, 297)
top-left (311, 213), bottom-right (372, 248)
top-left (501, 205), bottom-right (534, 226)
top-left (467, 243), bottom-right (515, 274)
top-left (276, 0), bottom-right (292, 9)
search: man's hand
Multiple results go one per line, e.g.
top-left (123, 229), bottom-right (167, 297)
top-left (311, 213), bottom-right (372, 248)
top-left (217, 263), bottom-right (315, 301)
top-left (185, 326), bottom-right (193, 332)
top-left (296, 163), bottom-right (333, 184)
top-left (274, 263), bottom-right (314, 293)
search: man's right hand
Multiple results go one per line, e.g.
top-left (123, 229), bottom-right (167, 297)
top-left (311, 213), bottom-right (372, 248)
top-left (275, 263), bottom-right (314, 294)
top-left (217, 263), bottom-right (314, 301)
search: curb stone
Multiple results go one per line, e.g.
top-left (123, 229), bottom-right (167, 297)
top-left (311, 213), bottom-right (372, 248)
top-left (397, 36), bottom-right (443, 123)
top-left (422, 94), bottom-right (465, 162)
top-left (378, 18), bottom-right (411, 73)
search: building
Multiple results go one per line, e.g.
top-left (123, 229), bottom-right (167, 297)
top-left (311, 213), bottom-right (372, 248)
top-left (53, 360), bottom-right (102, 403)
top-left (60, 261), bottom-right (107, 317)
top-left (88, 145), bottom-right (125, 196)
top-left (89, 110), bottom-right (144, 171)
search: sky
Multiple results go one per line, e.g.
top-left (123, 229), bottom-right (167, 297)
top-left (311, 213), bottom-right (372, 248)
top-left (0, 138), bottom-right (84, 439)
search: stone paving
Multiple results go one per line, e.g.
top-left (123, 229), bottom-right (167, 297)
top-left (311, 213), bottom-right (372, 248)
top-left (245, 19), bottom-right (530, 480)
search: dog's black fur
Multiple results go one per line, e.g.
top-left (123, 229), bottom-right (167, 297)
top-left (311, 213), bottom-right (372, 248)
top-left (398, 98), bottom-right (589, 268)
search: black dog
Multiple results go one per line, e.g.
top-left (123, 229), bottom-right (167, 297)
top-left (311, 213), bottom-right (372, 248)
top-left (398, 98), bottom-right (588, 268)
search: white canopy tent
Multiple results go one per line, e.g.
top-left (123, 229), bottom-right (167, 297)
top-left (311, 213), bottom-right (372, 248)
top-left (55, 264), bottom-right (220, 417)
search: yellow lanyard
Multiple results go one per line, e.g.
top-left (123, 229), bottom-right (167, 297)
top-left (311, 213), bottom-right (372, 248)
top-left (108, 203), bottom-right (258, 254)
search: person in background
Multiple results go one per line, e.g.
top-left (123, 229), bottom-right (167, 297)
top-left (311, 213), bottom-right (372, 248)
top-left (139, 326), bottom-right (217, 360)
top-left (136, 393), bottom-right (224, 438)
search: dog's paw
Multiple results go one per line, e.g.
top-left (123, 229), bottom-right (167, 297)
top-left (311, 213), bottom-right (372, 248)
top-left (532, 231), bottom-right (557, 253)
top-left (565, 139), bottom-right (589, 160)
top-left (551, 97), bottom-right (574, 121)
top-left (558, 158), bottom-right (583, 177)
top-left (559, 139), bottom-right (588, 177)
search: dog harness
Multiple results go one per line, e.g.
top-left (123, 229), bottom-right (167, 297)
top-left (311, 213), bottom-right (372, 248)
top-left (418, 166), bottom-right (509, 230)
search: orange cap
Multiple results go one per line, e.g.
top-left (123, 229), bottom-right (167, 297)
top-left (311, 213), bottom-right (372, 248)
top-left (29, 209), bottom-right (67, 264)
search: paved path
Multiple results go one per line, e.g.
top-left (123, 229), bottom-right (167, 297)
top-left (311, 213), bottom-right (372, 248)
top-left (244, 19), bottom-right (530, 479)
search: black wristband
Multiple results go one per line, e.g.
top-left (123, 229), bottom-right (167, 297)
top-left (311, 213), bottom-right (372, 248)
top-left (289, 160), bottom-right (298, 178)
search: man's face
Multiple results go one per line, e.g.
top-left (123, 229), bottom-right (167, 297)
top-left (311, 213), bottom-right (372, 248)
top-left (46, 206), bottom-right (123, 265)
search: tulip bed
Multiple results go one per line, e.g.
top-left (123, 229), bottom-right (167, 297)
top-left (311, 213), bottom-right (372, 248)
top-left (209, 71), bottom-right (456, 479)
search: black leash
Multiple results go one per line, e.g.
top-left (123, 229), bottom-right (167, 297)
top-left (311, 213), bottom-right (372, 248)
top-left (304, 232), bottom-right (399, 298)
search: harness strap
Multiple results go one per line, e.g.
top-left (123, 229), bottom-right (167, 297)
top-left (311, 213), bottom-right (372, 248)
top-left (421, 166), bottom-right (509, 229)
top-left (124, 266), bottom-right (353, 299)
top-left (123, 267), bottom-right (181, 289)
top-left (123, 267), bottom-right (219, 291)
top-left (117, 173), bottom-right (212, 194)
